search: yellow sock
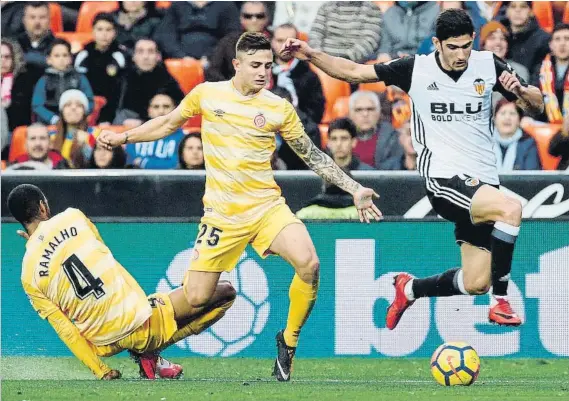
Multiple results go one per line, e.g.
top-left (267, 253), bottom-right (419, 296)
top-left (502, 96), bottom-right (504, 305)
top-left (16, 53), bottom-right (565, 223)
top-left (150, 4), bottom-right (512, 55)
top-left (165, 299), bottom-right (234, 348)
top-left (284, 273), bottom-right (318, 348)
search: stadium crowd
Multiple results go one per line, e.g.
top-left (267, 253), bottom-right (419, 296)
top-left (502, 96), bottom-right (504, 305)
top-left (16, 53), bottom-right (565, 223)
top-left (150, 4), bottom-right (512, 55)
top-left (1, 1), bottom-right (569, 172)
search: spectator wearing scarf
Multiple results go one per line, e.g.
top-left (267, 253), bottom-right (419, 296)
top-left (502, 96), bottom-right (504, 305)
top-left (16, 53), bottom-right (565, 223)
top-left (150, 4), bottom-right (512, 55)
top-left (493, 100), bottom-right (541, 172)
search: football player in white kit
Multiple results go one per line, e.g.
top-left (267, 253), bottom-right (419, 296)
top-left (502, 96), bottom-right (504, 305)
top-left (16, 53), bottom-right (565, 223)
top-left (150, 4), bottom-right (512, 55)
top-left (281, 9), bottom-right (544, 328)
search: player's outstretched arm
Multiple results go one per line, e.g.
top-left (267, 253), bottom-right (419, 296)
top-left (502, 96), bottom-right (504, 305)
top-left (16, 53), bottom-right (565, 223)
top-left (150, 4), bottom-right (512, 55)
top-left (286, 133), bottom-right (383, 222)
top-left (280, 38), bottom-right (378, 84)
top-left (97, 105), bottom-right (187, 149)
top-left (46, 310), bottom-right (119, 379)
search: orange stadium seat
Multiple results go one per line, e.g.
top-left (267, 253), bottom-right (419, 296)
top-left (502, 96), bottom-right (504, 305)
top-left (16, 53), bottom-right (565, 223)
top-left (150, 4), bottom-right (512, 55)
top-left (76, 1), bottom-right (119, 33)
top-left (319, 124), bottom-right (329, 148)
top-left (374, 1), bottom-right (394, 13)
top-left (533, 1), bottom-right (554, 33)
top-left (87, 96), bottom-right (108, 126)
top-left (297, 31), bottom-right (309, 42)
top-left (522, 123), bottom-right (562, 170)
top-left (359, 81), bottom-right (387, 93)
top-left (563, 2), bottom-right (569, 23)
top-left (309, 64), bottom-right (351, 124)
top-left (156, 1), bottom-right (172, 9)
top-left (165, 59), bottom-right (205, 94)
top-left (49, 3), bottom-right (63, 33)
top-left (332, 96), bottom-right (350, 119)
top-left (55, 32), bottom-right (94, 53)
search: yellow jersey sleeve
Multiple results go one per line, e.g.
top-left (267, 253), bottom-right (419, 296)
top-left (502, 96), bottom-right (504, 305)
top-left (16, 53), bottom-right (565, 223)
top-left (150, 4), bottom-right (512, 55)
top-left (280, 100), bottom-right (305, 141)
top-left (75, 209), bottom-right (103, 242)
top-left (180, 84), bottom-right (204, 119)
top-left (22, 279), bottom-right (59, 320)
top-left (47, 309), bottom-right (112, 379)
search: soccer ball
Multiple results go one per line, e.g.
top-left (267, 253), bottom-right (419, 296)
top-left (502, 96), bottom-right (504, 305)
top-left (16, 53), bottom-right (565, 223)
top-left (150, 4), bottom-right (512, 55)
top-left (156, 248), bottom-right (270, 357)
top-left (430, 342), bottom-right (480, 386)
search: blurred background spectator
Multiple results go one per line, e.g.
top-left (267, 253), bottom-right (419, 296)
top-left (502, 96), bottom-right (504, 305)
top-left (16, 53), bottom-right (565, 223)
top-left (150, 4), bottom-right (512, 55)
top-left (32, 39), bottom-right (94, 125)
top-left (206, 1), bottom-right (270, 82)
top-left (9, 123), bottom-right (68, 170)
top-left (296, 168), bottom-right (359, 220)
top-left (273, 1), bottom-right (324, 33)
top-left (493, 99), bottom-right (541, 172)
top-left (309, 1), bottom-right (382, 62)
top-left (2, 38), bottom-right (42, 133)
top-left (348, 90), bottom-right (404, 170)
top-left (505, 1), bottom-right (550, 78)
top-left (1, 106), bottom-right (9, 157)
top-left (397, 122), bottom-right (417, 171)
top-left (88, 142), bottom-right (126, 169)
top-left (17, 2), bottom-right (55, 70)
top-left (113, 1), bottom-right (162, 54)
top-left (50, 89), bottom-right (96, 168)
top-left (154, 1), bottom-right (240, 63)
top-left (270, 86), bottom-right (321, 170)
top-left (271, 23), bottom-right (325, 124)
top-left (481, 21), bottom-right (529, 81)
top-left (534, 23), bottom-right (569, 123)
top-left (377, 1), bottom-right (439, 63)
top-left (1, 1), bottom-right (26, 39)
top-left (114, 38), bottom-right (183, 125)
top-left (327, 117), bottom-right (374, 171)
top-left (178, 132), bottom-right (205, 170)
top-left (125, 92), bottom-right (184, 169)
top-left (75, 13), bottom-right (127, 124)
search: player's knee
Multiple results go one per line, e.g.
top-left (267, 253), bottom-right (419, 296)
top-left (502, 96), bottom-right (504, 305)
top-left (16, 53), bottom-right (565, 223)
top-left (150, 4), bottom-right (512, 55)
top-left (297, 253), bottom-right (320, 284)
top-left (498, 199), bottom-right (522, 226)
top-left (464, 277), bottom-right (490, 295)
top-left (219, 281), bottom-right (237, 302)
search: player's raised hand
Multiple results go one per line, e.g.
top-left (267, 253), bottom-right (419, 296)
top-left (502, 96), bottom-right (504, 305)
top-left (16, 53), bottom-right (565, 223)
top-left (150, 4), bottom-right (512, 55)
top-left (97, 130), bottom-right (126, 150)
top-left (499, 71), bottom-right (522, 95)
top-left (353, 186), bottom-right (383, 223)
top-left (280, 38), bottom-right (312, 61)
top-left (101, 369), bottom-right (121, 380)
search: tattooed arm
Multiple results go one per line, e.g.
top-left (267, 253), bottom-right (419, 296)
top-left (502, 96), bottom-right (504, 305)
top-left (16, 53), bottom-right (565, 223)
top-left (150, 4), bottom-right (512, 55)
top-left (287, 133), bottom-right (361, 195)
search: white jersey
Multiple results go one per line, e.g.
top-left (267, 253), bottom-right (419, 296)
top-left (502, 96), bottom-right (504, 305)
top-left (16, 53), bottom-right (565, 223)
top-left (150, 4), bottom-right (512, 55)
top-left (374, 50), bottom-right (527, 185)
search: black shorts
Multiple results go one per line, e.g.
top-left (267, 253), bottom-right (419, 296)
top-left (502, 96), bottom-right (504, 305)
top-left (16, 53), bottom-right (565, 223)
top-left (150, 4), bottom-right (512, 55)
top-left (425, 175), bottom-right (498, 252)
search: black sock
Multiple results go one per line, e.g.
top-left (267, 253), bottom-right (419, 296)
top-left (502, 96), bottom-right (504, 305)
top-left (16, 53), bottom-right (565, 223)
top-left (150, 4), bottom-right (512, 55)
top-left (491, 222), bottom-right (519, 297)
top-left (412, 268), bottom-right (464, 298)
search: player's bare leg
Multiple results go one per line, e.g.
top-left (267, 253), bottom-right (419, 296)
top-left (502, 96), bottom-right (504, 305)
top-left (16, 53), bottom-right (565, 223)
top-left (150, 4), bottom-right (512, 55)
top-left (471, 185), bottom-right (523, 325)
top-left (269, 223), bottom-right (320, 381)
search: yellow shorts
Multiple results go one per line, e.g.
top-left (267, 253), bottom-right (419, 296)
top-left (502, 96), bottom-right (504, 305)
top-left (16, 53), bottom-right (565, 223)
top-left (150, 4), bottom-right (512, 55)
top-left (113, 293), bottom-right (178, 354)
top-left (187, 202), bottom-right (301, 274)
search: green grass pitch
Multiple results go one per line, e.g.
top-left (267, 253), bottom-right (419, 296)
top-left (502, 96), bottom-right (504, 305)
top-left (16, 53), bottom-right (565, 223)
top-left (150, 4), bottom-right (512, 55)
top-left (2, 357), bottom-right (567, 401)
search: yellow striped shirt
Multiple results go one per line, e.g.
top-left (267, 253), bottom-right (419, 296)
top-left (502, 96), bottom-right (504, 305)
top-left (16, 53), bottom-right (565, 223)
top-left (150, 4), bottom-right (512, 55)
top-left (180, 80), bottom-right (305, 223)
top-left (21, 208), bottom-right (151, 346)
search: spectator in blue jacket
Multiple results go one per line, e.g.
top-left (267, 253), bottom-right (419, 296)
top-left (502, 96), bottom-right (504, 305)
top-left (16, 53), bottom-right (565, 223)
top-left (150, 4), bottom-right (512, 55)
top-left (493, 99), bottom-right (541, 172)
top-left (126, 92), bottom-right (184, 169)
top-left (32, 39), bottom-right (94, 125)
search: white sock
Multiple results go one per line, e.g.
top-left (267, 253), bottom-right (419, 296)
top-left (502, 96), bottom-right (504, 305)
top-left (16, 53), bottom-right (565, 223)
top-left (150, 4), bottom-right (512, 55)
top-left (404, 279), bottom-right (415, 301)
top-left (491, 294), bottom-right (508, 307)
top-left (157, 356), bottom-right (171, 369)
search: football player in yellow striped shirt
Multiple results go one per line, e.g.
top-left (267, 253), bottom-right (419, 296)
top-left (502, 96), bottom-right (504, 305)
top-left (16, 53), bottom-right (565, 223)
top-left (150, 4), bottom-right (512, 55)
top-left (8, 184), bottom-right (236, 380)
top-left (97, 32), bottom-right (382, 381)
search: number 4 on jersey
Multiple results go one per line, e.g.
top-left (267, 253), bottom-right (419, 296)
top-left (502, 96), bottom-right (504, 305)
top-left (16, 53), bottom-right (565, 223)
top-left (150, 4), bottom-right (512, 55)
top-left (63, 254), bottom-right (106, 300)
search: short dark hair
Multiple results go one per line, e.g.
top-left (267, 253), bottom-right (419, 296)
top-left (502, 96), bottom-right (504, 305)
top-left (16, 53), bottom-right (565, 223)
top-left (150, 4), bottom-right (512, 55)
top-left (435, 9), bottom-right (474, 42)
top-left (329, 118), bottom-right (358, 139)
top-left (93, 13), bottom-right (116, 29)
top-left (47, 38), bottom-right (71, 56)
top-left (235, 32), bottom-right (271, 55)
top-left (24, 1), bottom-right (49, 12)
top-left (552, 23), bottom-right (569, 36)
top-left (7, 184), bottom-right (47, 226)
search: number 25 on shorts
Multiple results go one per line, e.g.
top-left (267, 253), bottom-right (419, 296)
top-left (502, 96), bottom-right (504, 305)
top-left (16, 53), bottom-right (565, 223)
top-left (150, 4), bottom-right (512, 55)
top-left (196, 224), bottom-right (223, 247)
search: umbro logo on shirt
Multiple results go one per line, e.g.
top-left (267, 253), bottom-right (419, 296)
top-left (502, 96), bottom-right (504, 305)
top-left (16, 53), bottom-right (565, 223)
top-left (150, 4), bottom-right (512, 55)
top-left (427, 82), bottom-right (439, 90)
top-left (214, 109), bottom-right (225, 117)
